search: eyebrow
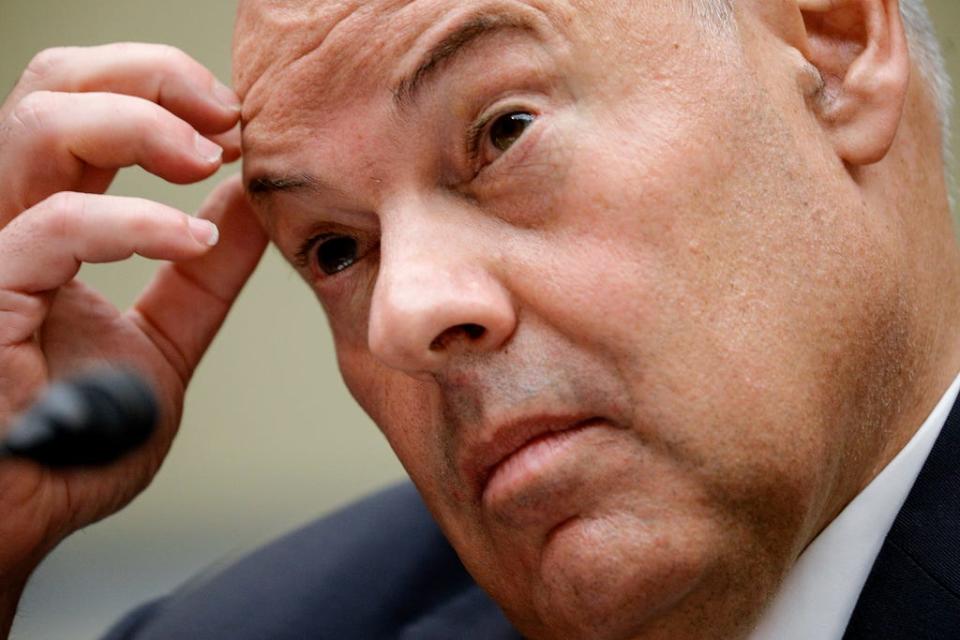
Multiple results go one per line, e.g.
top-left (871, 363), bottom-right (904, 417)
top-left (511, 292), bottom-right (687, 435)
top-left (248, 175), bottom-right (310, 196)
top-left (248, 12), bottom-right (539, 199)
top-left (247, 173), bottom-right (342, 200)
top-left (392, 12), bottom-right (536, 110)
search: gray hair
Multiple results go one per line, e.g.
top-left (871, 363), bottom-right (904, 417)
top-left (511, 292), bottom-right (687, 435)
top-left (898, 0), bottom-right (956, 215)
top-left (900, 1), bottom-right (953, 158)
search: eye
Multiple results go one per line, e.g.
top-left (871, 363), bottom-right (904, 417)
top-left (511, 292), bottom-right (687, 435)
top-left (295, 231), bottom-right (378, 281)
top-left (314, 235), bottom-right (359, 276)
top-left (488, 111), bottom-right (535, 153)
top-left (467, 109), bottom-right (538, 170)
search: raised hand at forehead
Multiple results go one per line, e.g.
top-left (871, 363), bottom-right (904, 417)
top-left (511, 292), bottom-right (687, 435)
top-left (0, 44), bottom-right (266, 637)
top-left (0, 43), bottom-right (242, 226)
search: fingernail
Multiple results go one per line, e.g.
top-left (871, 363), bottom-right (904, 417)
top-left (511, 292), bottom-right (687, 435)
top-left (194, 133), bottom-right (223, 164)
top-left (212, 80), bottom-right (242, 112)
top-left (189, 218), bottom-right (220, 247)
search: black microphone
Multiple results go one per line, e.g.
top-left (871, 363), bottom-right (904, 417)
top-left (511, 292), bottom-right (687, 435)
top-left (0, 368), bottom-right (159, 467)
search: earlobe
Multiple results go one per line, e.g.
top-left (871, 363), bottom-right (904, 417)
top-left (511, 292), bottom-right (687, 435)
top-left (796, 0), bottom-right (910, 166)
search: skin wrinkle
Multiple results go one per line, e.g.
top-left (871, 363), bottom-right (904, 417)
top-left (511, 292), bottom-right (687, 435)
top-left (235, 1), bottom-right (404, 108)
top-left (237, 0), bottom-right (577, 131)
top-left (393, 14), bottom-right (536, 110)
top-left (233, 0), bottom-right (960, 638)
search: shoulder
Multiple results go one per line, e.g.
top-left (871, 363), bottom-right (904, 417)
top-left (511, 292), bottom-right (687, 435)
top-left (103, 482), bottom-right (519, 640)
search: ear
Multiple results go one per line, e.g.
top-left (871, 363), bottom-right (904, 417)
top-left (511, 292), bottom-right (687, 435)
top-left (797, 0), bottom-right (910, 165)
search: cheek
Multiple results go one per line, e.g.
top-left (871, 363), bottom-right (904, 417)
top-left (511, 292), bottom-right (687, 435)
top-left (495, 83), bottom-right (852, 538)
top-left (336, 346), bottom-right (421, 446)
top-left (334, 343), bottom-right (464, 495)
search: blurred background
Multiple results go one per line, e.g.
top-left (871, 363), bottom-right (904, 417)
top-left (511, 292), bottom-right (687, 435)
top-left (0, 1), bottom-right (958, 638)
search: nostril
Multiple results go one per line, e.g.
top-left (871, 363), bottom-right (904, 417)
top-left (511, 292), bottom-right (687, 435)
top-left (462, 323), bottom-right (486, 340)
top-left (430, 323), bottom-right (487, 351)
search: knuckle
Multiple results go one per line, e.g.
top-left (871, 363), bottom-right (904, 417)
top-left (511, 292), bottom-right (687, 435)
top-left (154, 44), bottom-right (194, 75)
top-left (144, 101), bottom-right (172, 131)
top-left (139, 103), bottom-right (192, 150)
top-left (103, 93), bottom-right (169, 138)
top-left (10, 90), bottom-right (59, 133)
top-left (128, 203), bottom-right (160, 235)
top-left (39, 191), bottom-right (85, 237)
top-left (23, 47), bottom-right (67, 82)
top-left (127, 197), bottom-right (177, 236)
top-left (153, 45), bottom-right (213, 92)
top-left (177, 212), bottom-right (195, 237)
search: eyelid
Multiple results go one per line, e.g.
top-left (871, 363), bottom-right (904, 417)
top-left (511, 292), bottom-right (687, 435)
top-left (295, 232), bottom-right (336, 269)
top-left (465, 101), bottom-right (540, 169)
top-left (295, 231), bottom-right (381, 287)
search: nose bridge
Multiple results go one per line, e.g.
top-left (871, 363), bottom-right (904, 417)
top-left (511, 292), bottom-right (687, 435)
top-left (367, 197), bottom-right (516, 374)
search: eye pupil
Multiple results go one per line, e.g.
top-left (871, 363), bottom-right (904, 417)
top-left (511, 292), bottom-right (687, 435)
top-left (316, 236), bottom-right (359, 275)
top-left (489, 112), bottom-right (535, 152)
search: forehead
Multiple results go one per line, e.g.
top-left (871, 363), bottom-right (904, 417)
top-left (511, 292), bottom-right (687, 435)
top-left (233, 1), bottom-right (577, 144)
top-left (235, 0), bottom-right (415, 106)
top-left (233, 0), bottom-right (576, 91)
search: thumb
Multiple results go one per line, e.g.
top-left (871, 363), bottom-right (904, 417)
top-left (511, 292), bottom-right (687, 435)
top-left (130, 175), bottom-right (269, 383)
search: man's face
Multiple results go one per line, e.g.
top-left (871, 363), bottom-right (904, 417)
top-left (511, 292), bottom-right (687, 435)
top-left (235, 1), bottom-right (911, 637)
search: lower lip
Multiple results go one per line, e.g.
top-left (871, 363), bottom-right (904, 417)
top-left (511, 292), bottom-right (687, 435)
top-left (482, 420), bottom-right (602, 506)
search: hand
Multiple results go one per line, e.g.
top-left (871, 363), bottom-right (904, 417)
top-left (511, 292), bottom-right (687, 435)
top-left (0, 43), bottom-right (268, 616)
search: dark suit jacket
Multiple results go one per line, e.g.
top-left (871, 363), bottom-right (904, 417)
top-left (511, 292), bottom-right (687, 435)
top-left (102, 481), bottom-right (520, 640)
top-left (103, 397), bottom-right (960, 640)
top-left (842, 393), bottom-right (960, 639)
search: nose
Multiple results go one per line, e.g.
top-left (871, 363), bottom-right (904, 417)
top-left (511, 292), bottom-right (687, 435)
top-left (367, 219), bottom-right (516, 375)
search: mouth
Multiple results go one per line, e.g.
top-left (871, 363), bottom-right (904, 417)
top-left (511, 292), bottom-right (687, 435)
top-left (463, 414), bottom-right (608, 503)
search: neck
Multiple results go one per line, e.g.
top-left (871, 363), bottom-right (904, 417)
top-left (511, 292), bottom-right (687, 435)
top-left (863, 194), bottom-right (960, 494)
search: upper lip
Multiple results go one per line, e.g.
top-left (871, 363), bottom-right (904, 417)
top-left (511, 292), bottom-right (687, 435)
top-left (460, 412), bottom-right (602, 502)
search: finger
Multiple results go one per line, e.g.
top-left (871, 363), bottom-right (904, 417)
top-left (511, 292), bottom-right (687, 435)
top-left (0, 91), bottom-right (224, 220)
top-left (0, 192), bottom-right (218, 301)
top-left (2, 43), bottom-right (240, 134)
top-left (131, 176), bottom-right (268, 381)
top-left (208, 121), bottom-right (242, 163)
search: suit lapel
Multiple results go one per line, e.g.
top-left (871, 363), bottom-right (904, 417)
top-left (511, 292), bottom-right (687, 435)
top-left (843, 394), bottom-right (960, 639)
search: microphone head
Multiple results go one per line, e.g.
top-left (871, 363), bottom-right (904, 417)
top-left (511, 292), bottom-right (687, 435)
top-left (3, 368), bottom-right (159, 467)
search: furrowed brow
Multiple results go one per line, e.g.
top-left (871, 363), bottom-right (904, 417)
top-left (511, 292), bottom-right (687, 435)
top-left (393, 12), bottom-right (535, 110)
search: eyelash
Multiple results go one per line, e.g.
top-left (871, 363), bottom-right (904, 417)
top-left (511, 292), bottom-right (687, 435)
top-left (465, 104), bottom-right (537, 170)
top-left (295, 232), bottom-right (333, 270)
top-left (466, 112), bottom-right (497, 165)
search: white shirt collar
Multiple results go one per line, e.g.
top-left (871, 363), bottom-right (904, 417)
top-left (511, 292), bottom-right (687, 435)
top-left (748, 372), bottom-right (960, 640)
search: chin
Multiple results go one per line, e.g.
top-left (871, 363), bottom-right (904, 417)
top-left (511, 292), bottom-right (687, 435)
top-left (515, 513), bottom-right (715, 640)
